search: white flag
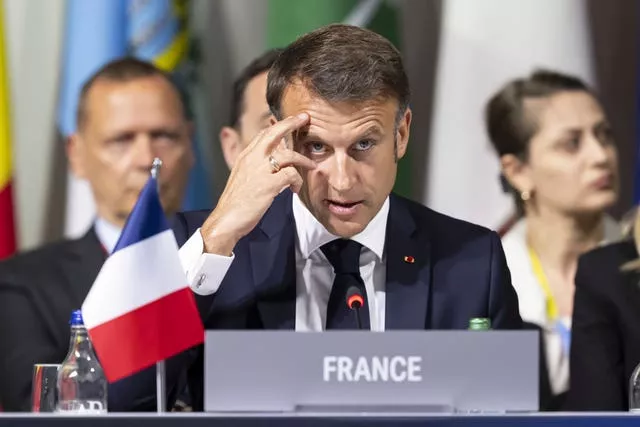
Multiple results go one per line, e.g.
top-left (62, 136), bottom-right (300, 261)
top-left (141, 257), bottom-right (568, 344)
top-left (424, 0), bottom-right (594, 229)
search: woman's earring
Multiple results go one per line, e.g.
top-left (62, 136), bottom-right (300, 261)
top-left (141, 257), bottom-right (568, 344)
top-left (521, 190), bottom-right (531, 202)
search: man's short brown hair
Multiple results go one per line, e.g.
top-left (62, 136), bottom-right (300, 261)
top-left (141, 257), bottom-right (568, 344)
top-left (266, 24), bottom-right (410, 121)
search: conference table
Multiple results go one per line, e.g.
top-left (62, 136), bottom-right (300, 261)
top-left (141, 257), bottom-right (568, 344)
top-left (1, 412), bottom-right (639, 426)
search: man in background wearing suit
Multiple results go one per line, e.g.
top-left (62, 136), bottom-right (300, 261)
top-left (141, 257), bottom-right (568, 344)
top-left (219, 48), bottom-right (282, 171)
top-left (0, 58), bottom-right (194, 411)
top-left (107, 49), bottom-right (291, 412)
top-left (161, 24), bottom-right (522, 411)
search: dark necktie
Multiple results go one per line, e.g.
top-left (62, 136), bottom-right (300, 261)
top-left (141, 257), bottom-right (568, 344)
top-left (321, 239), bottom-right (371, 330)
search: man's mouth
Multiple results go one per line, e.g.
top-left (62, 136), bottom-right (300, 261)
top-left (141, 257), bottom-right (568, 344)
top-left (325, 199), bottom-right (363, 217)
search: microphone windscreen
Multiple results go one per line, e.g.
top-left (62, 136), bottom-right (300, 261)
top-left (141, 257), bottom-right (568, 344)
top-left (346, 286), bottom-right (364, 309)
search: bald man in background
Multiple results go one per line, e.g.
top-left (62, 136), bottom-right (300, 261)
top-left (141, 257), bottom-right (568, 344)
top-left (0, 57), bottom-right (194, 411)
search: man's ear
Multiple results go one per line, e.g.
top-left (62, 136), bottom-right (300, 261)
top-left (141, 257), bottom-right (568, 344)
top-left (395, 107), bottom-right (412, 160)
top-left (66, 132), bottom-right (87, 179)
top-left (219, 126), bottom-right (242, 170)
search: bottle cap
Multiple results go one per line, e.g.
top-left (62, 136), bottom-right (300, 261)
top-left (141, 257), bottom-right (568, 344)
top-left (70, 309), bottom-right (84, 326)
top-left (468, 317), bottom-right (491, 330)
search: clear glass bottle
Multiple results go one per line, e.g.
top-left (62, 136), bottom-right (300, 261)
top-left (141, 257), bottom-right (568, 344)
top-left (56, 310), bottom-right (107, 413)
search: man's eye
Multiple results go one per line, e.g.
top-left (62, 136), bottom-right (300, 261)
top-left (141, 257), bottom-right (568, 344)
top-left (109, 134), bottom-right (134, 145)
top-left (354, 140), bottom-right (374, 151)
top-left (308, 142), bottom-right (325, 153)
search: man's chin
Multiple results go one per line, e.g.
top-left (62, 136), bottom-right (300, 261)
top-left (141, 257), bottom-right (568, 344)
top-left (322, 217), bottom-right (366, 239)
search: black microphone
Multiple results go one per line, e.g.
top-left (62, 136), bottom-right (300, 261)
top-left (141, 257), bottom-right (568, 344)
top-left (346, 286), bottom-right (365, 330)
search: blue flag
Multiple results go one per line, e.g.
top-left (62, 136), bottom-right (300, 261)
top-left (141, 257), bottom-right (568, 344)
top-left (58, 0), bottom-right (128, 138)
top-left (127, 0), bottom-right (212, 211)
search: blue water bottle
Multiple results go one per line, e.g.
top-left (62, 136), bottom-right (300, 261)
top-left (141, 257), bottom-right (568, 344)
top-left (56, 310), bottom-right (107, 413)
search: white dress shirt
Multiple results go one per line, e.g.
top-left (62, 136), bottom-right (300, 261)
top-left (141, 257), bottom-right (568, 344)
top-left (178, 194), bottom-right (390, 331)
top-left (94, 217), bottom-right (122, 254)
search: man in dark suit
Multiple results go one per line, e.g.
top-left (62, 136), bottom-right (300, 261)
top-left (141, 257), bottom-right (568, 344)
top-left (0, 57), bottom-right (194, 411)
top-left (108, 23), bottom-right (520, 412)
top-left (218, 48), bottom-right (282, 170)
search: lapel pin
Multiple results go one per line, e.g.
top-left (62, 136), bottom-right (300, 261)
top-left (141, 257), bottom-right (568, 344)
top-left (403, 255), bottom-right (415, 264)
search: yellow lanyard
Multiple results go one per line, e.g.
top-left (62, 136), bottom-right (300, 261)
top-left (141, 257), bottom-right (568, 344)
top-left (527, 246), bottom-right (559, 320)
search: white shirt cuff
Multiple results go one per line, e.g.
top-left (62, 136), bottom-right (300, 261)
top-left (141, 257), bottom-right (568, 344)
top-left (178, 228), bottom-right (234, 295)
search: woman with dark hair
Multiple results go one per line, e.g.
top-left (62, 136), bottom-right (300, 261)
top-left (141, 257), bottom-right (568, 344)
top-left (485, 69), bottom-right (620, 409)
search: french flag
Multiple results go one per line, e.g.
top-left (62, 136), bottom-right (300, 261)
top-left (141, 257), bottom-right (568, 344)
top-left (81, 175), bottom-right (204, 383)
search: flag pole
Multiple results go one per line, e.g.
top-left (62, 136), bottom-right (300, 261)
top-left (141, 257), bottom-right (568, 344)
top-left (151, 157), bottom-right (166, 413)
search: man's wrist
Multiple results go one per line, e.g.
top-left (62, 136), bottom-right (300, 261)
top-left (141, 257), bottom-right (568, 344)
top-left (200, 218), bottom-right (239, 256)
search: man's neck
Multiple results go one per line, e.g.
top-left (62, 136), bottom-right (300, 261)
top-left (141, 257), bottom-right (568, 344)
top-left (291, 193), bottom-right (389, 260)
top-left (94, 217), bottom-right (123, 254)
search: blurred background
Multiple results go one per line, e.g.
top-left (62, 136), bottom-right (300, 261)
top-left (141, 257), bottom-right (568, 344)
top-left (0, 0), bottom-right (636, 254)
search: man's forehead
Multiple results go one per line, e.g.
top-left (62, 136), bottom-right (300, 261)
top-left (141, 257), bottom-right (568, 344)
top-left (281, 81), bottom-right (396, 109)
top-left (81, 79), bottom-right (186, 133)
top-left (242, 72), bottom-right (269, 111)
top-left (83, 76), bottom-right (183, 118)
top-left (88, 75), bottom-right (174, 98)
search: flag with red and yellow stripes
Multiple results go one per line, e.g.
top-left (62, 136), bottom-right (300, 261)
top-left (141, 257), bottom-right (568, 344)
top-left (0, 1), bottom-right (16, 260)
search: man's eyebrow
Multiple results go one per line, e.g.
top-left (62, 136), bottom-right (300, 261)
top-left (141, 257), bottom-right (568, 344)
top-left (295, 126), bottom-right (384, 143)
top-left (357, 126), bottom-right (383, 139)
top-left (294, 129), bottom-right (319, 143)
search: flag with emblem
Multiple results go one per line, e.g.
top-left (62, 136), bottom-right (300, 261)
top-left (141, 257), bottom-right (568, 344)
top-left (424, 0), bottom-right (594, 231)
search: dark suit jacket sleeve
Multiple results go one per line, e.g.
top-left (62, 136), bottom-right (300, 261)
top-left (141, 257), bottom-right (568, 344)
top-left (567, 255), bottom-right (626, 411)
top-left (170, 212), bottom-right (191, 246)
top-left (488, 232), bottom-right (523, 330)
top-left (0, 280), bottom-right (58, 411)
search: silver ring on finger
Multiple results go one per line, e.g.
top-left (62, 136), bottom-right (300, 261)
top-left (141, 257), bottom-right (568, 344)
top-left (268, 154), bottom-right (281, 173)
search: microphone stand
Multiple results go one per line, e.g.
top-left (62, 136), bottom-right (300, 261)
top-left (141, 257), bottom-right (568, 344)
top-left (352, 301), bottom-right (363, 330)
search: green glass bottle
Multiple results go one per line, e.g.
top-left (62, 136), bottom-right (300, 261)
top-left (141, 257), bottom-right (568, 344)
top-left (468, 318), bottom-right (491, 331)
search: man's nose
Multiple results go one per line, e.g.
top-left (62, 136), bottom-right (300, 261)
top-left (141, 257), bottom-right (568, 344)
top-left (327, 154), bottom-right (356, 193)
top-left (132, 134), bottom-right (156, 170)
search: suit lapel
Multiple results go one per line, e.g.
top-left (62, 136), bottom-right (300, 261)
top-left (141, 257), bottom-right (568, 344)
top-left (52, 228), bottom-right (106, 346)
top-left (385, 195), bottom-right (432, 330)
top-left (65, 228), bottom-right (107, 304)
top-left (250, 192), bottom-right (297, 330)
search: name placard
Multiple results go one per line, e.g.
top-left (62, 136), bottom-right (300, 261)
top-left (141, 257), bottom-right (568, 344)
top-left (322, 355), bottom-right (423, 383)
top-left (204, 331), bottom-right (538, 413)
